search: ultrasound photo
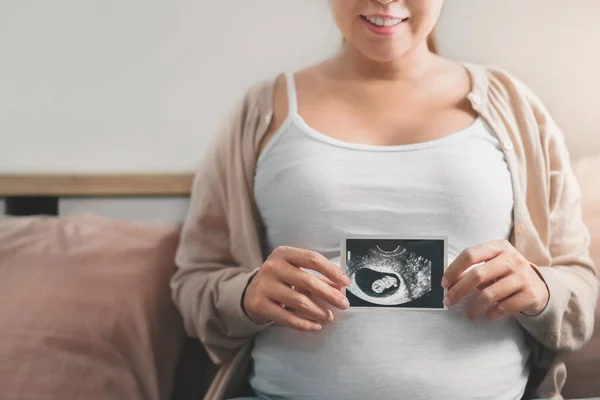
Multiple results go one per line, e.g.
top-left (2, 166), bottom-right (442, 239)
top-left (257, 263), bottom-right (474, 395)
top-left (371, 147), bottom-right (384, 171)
top-left (341, 237), bottom-right (447, 309)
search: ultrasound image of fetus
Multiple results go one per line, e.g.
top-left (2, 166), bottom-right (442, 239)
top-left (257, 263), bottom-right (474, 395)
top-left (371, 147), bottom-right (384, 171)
top-left (346, 241), bottom-right (434, 306)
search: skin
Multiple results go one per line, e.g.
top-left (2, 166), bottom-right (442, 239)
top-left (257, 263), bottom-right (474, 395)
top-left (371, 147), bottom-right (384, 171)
top-left (244, 0), bottom-right (549, 332)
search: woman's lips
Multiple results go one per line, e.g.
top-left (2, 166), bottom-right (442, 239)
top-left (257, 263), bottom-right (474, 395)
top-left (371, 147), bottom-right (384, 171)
top-left (360, 15), bottom-right (408, 36)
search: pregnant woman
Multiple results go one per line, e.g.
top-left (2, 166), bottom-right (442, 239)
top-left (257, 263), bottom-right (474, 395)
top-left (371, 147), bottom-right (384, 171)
top-left (171, 1), bottom-right (598, 399)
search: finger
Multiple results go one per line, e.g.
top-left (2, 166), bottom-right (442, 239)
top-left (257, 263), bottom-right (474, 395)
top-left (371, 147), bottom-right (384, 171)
top-left (445, 255), bottom-right (513, 307)
top-left (316, 275), bottom-right (343, 291)
top-left (261, 300), bottom-right (323, 332)
top-left (295, 309), bottom-right (335, 323)
top-left (290, 287), bottom-right (336, 322)
top-left (273, 264), bottom-right (349, 310)
top-left (274, 246), bottom-right (350, 287)
top-left (317, 275), bottom-right (346, 297)
top-left (487, 291), bottom-right (530, 321)
top-left (295, 276), bottom-right (345, 299)
top-left (467, 274), bottom-right (525, 319)
top-left (443, 241), bottom-right (508, 288)
top-left (268, 281), bottom-right (332, 323)
top-left (476, 279), bottom-right (495, 291)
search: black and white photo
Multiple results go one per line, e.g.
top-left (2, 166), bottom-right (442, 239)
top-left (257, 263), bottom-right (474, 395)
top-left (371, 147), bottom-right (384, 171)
top-left (342, 236), bottom-right (447, 309)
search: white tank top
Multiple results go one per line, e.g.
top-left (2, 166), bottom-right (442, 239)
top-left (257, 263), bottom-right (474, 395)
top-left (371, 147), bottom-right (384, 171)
top-left (251, 73), bottom-right (530, 400)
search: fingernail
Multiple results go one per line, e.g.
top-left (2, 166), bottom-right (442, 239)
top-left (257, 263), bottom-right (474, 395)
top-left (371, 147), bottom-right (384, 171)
top-left (314, 323), bottom-right (322, 331)
top-left (341, 274), bottom-right (351, 286)
top-left (327, 310), bottom-right (335, 322)
top-left (341, 298), bottom-right (350, 310)
top-left (441, 277), bottom-right (449, 288)
top-left (443, 295), bottom-right (451, 306)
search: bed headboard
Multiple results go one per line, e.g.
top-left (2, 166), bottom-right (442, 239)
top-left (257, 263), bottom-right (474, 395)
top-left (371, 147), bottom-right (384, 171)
top-left (0, 173), bottom-right (194, 216)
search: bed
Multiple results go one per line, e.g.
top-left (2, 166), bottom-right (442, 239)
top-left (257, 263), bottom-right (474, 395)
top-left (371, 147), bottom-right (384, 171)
top-left (0, 172), bottom-right (220, 400)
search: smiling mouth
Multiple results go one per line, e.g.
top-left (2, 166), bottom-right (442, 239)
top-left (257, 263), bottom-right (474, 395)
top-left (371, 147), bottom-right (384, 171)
top-left (360, 15), bottom-right (409, 28)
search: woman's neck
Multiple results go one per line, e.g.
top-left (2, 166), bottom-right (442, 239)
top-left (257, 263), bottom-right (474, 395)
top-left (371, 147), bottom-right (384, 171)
top-left (331, 42), bottom-right (438, 82)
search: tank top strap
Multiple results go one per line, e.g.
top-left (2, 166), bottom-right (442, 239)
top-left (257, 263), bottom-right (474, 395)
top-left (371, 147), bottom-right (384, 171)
top-left (284, 72), bottom-right (299, 116)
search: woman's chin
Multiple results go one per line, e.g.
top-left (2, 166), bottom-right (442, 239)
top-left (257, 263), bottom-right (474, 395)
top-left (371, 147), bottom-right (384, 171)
top-left (355, 44), bottom-right (414, 64)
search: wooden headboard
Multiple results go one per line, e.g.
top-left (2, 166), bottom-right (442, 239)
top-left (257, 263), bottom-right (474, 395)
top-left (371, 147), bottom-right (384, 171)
top-left (0, 173), bottom-right (194, 197)
top-left (0, 173), bottom-right (195, 216)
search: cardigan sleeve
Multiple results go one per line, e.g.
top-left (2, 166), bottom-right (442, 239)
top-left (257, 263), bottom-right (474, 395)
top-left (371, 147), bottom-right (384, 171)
top-left (515, 87), bottom-right (599, 352)
top-left (170, 86), bottom-right (272, 364)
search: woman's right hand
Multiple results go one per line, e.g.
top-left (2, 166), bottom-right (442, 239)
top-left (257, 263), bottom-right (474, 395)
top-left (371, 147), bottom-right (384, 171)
top-left (243, 246), bottom-right (351, 331)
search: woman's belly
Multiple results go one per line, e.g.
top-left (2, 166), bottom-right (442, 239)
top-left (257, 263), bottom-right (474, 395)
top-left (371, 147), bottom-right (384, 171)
top-left (250, 292), bottom-right (531, 400)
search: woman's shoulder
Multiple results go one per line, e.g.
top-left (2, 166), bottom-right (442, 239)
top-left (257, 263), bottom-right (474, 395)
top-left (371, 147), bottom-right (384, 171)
top-left (221, 73), bottom-right (283, 134)
top-left (203, 74), bottom-right (282, 166)
top-left (240, 73), bottom-right (282, 114)
top-left (466, 63), bottom-right (565, 162)
top-left (465, 63), bottom-right (547, 113)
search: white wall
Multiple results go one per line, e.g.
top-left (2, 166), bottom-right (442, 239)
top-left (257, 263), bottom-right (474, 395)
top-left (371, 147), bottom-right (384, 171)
top-left (0, 0), bottom-right (340, 173)
top-left (437, 0), bottom-right (600, 160)
top-left (1, 0), bottom-right (599, 177)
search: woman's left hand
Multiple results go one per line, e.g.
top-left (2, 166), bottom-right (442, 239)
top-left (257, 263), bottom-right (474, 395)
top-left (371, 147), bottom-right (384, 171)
top-left (442, 240), bottom-right (550, 321)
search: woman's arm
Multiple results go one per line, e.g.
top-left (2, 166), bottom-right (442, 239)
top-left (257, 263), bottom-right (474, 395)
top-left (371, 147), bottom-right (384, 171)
top-left (514, 95), bottom-right (599, 352)
top-left (170, 93), bottom-right (270, 365)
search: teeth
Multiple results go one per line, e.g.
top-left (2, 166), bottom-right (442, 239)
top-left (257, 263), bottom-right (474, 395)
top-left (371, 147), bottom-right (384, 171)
top-left (366, 16), bottom-right (402, 27)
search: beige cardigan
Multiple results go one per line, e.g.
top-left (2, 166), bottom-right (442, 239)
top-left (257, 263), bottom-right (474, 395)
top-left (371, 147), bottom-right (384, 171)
top-left (171, 63), bottom-right (599, 400)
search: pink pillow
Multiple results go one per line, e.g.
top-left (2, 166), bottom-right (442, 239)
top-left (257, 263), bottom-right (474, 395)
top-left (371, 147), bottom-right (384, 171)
top-left (562, 154), bottom-right (600, 398)
top-left (0, 215), bottom-right (186, 400)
